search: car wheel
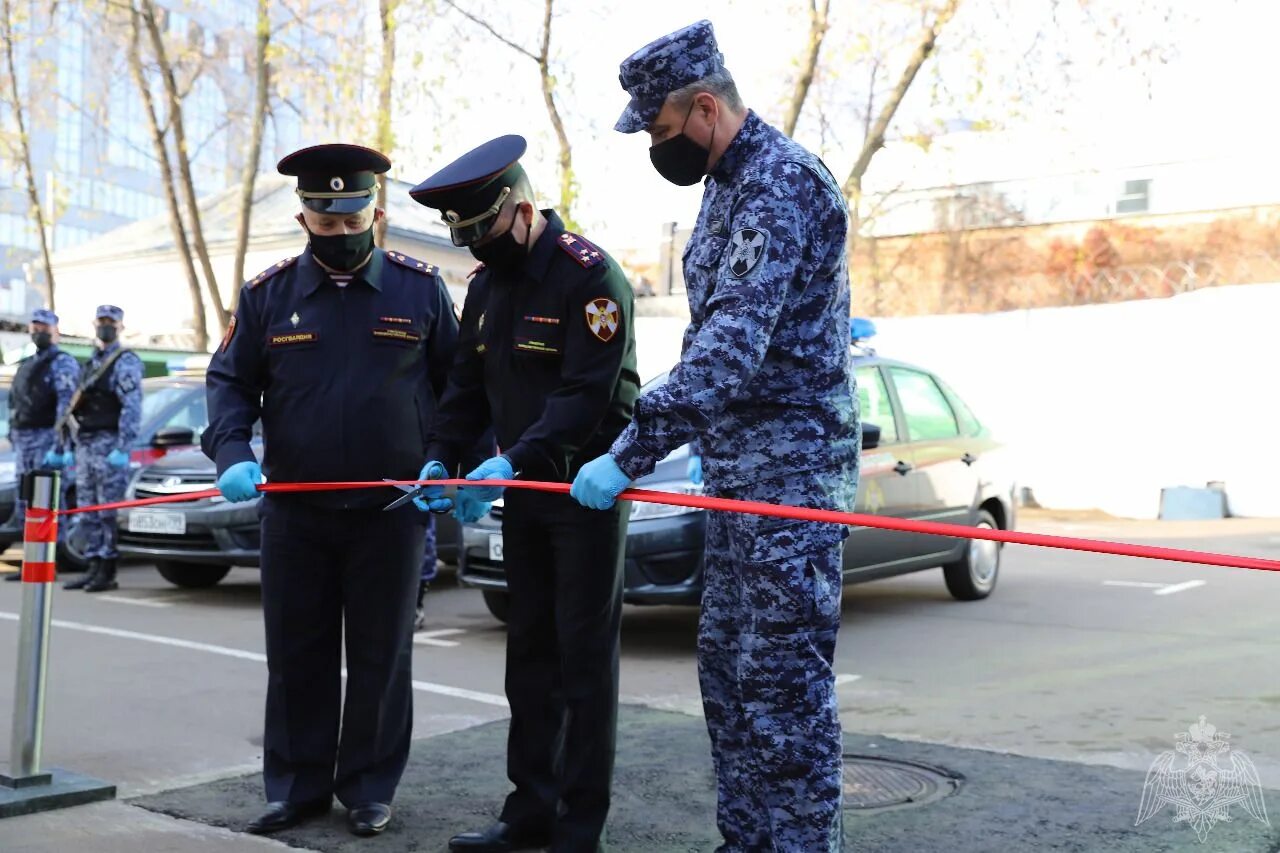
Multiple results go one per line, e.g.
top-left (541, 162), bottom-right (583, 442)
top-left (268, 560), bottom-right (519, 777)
top-left (56, 487), bottom-right (91, 573)
top-left (155, 560), bottom-right (231, 589)
top-left (942, 509), bottom-right (1000, 601)
top-left (482, 590), bottom-right (510, 625)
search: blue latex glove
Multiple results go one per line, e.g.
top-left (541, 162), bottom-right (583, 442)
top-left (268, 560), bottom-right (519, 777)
top-left (453, 489), bottom-right (493, 524)
top-left (106, 448), bottom-right (130, 469)
top-left (686, 454), bottom-right (703, 486)
top-left (570, 454), bottom-right (632, 510)
top-left (413, 461), bottom-right (453, 513)
top-left (42, 449), bottom-right (68, 469)
top-left (462, 455), bottom-right (514, 502)
top-left (217, 460), bottom-right (262, 503)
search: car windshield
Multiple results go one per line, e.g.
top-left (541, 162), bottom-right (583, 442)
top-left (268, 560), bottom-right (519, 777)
top-left (141, 384), bottom-right (199, 425)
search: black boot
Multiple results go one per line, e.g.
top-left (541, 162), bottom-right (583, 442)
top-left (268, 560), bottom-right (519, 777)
top-left (84, 559), bottom-right (118, 593)
top-left (63, 560), bottom-right (101, 590)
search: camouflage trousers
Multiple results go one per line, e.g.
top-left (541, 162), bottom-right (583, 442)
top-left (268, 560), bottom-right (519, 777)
top-left (699, 465), bottom-right (858, 853)
top-left (76, 431), bottom-right (129, 561)
top-left (10, 427), bottom-right (68, 538)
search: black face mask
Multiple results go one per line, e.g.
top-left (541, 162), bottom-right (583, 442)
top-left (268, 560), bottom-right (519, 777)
top-left (308, 226), bottom-right (375, 272)
top-left (96, 325), bottom-right (118, 344)
top-left (31, 331), bottom-right (51, 350)
top-left (649, 103), bottom-right (714, 186)
top-left (470, 210), bottom-right (531, 274)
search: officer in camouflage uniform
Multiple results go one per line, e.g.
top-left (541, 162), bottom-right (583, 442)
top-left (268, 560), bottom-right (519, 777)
top-left (571, 20), bottom-right (859, 852)
top-left (0, 308), bottom-right (79, 567)
top-left (64, 304), bottom-right (143, 593)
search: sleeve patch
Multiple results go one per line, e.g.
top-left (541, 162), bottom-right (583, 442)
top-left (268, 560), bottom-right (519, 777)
top-left (558, 232), bottom-right (606, 268)
top-left (386, 251), bottom-right (439, 277)
top-left (248, 256), bottom-right (297, 288)
top-left (728, 228), bottom-right (768, 278)
top-left (585, 298), bottom-right (620, 342)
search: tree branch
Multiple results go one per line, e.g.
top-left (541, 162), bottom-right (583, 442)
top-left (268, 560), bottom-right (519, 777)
top-left (440, 0), bottom-right (536, 61)
top-left (843, 0), bottom-right (962, 203)
top-left (782, 0), bottom-right (829, 137)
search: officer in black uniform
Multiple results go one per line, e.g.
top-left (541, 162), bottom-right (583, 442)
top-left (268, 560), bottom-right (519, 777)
top-left (410, 136), bottom-right (639, 853)
top-left (201, 144), bottom-right (460, 838)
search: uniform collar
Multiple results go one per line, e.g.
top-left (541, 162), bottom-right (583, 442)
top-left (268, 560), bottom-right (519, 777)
top-left (524, 209), bottom-right (564, 282)
top-left (298, 246), bottom-right (384, 296)
top-left (709, 110), bottom-right (769, 185)
top-left (95, 341), bottom-right (121, 358)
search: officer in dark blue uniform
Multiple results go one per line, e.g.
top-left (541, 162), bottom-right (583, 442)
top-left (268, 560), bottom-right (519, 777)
top-left (409, 136), bottom-right (639, 853)
top-left (202, 144), bottom-right (460, 838)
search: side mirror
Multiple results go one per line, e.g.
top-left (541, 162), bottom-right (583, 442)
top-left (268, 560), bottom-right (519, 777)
top-left (152, 426), bottom-right (195, 448)
top-left (861, 423), bottom-right (881, 451)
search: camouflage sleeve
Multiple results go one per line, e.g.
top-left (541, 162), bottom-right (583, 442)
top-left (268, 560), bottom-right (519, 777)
top-left (112, 352), bottom-right (144, 451)
top-left (610, 161), bottom-right (839, 479)
top-left (52, 352), bottom-right (79, 451)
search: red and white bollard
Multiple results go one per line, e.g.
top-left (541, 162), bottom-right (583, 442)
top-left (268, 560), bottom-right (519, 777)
top-left (1, 469), bottom-right (114, 815)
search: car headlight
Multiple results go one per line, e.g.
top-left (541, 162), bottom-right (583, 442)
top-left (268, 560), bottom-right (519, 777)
top-left (628, 481), bottom-right (703, 521)
top-left (0, 460), bottom-right (15, 484)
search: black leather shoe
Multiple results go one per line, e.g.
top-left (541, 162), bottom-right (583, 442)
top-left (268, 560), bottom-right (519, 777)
top-left (449, 821), bottom-right (552, 852)
top-left (348, 802), bottom-right (392, 836)
top-left (63, 560), bottom-right (100, 590)
top-left (245, 799), bottom-right (331, 835)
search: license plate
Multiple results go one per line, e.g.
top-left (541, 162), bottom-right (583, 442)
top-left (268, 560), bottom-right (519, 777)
top-left (128, 509), bottom-right (187, 535)
top-left (488, 533), bottom-right (504, 562)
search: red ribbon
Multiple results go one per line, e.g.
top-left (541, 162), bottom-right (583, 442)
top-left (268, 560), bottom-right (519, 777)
top-left (51, 478), bottom-right (1280, 574)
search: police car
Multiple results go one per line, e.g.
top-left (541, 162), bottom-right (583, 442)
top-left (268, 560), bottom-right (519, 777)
top-left (458, 320), bottom-right (1017, 623)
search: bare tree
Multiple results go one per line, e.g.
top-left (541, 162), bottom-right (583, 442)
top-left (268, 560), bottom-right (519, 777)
top-left (124, 4), bottom-right (208, 350)
top-left (374, 0), bottom-right (399, 247)
top-left (0, 0), bottom-right (56, 309)
top-left (230, 0), bottom-right (271, 307)
top-left (781, 0), bottom-right (830, 138)
top-left (842, 0), bottom-right (962, 205)
top-left (442, 0), bottom-right (578, 227)
top-left (138, 0), bottom-right (228, 335)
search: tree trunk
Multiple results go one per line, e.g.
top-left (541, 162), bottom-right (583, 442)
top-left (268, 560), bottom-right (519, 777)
top-left (139, 0), bottom-right (228, 337)
top-left (1, 0), bottom-right (56, 310)
top-left (126, 7), bottom-right (208, 351)
top-left (537, 0), bottom-right (576, 227)
top-left (781, 0), bottom-right (829, 138)
top-left (230, 0), bottom-right (270, 311)
top-left (842, 0), bottom-right (962, 204)
top-left (374, 0), bottom-right (398, 247)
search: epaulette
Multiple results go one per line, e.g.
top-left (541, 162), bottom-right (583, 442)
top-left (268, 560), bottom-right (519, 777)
top-left (557, 232), bottom-right (606, 269)
top-left (247, 256), bottom-right (297, 289)
top-left (386, 251), bottom-right (439, 277)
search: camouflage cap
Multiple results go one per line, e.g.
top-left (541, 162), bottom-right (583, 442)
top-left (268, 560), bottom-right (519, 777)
top-left (614, 20), bottom-right (725, 134)
top-left (30, 308), bottom-right (58, 326)
top-left (95, 304), bottom-right (124, 322)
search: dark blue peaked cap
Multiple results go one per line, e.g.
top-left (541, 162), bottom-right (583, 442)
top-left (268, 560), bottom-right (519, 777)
top-left (277, 143), bottom-right (391, 214)
top-left (409, 135), bottom-right (528, 246)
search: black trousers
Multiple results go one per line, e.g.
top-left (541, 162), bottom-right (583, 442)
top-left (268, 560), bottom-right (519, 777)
top-left (258, 497), bottom-right (425, 807)
top-left (498, 490), bottom-right (626, 851)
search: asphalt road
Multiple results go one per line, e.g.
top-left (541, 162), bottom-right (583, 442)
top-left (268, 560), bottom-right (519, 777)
top-left (0, 512), bottom-right (1277, 851)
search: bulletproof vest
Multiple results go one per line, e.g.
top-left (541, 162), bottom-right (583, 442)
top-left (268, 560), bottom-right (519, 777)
top-left (75, 353), bottom-right (127, 432)
top-left (10, 352), bottom-right (57, 429)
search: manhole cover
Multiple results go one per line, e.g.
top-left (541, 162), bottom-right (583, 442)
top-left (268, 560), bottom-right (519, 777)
top-left (842, 754), bottom-right (961, 812)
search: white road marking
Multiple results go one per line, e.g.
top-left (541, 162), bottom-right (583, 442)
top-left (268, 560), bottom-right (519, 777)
top-left (0, 612), bottom-right (507, 706)
top-left (96, 594), bottom-right (179, 608)
top-left (413, 628), bottom-right (465, 648)
top-left (835, 674), bottom-right (862, 687)
top-left (1154, 579), bottom-right (1207, 596)
top-left (1103, 579), bottom-right (1206, 595)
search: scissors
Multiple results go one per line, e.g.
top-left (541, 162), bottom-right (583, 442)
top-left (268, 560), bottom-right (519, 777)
top-left (381, 478), bottom-right (451, 513)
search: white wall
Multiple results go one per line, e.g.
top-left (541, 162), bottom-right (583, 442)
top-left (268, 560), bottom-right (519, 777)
top-left (867, 285), bottom-right (1280, 518)
top-left (630, 286), bottom-right (1280, 519)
